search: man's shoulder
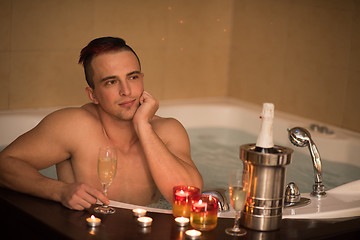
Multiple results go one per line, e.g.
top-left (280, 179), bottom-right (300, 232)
top-left (151, 116), bottom-right (189, 146)
top-left (151, 115), bottom-right (181, 126)
top-left (42, 103), bottom-right (99, 125)
top-left (151, 116), bottom-right (186, 134)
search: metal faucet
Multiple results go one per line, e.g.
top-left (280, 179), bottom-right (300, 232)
top-left (288, 127), bottom-right (326, 197)
top-left (202, 188), bottom-right (230, 212)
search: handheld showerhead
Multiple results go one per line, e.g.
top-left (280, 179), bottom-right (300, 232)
top-left (287, 127), bottom-right (311, 148)
top-left (288, 127), bottom-right (326, 197)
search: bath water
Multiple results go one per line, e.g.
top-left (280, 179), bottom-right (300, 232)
top-left (188, 127), bottom-right (360, 194)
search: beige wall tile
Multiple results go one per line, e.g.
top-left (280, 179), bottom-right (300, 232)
top-left (291, 0), bottom-right (354, 11)
top-left (11, 0), bottom-right (94, 51)
top-left (161, 0), bottom-right (231, 99)
top-left (229, 0), bottom-right (358, 132)
top-left (9, 51), bottom-right (88, 109)
top-left (93, 0), bottom-right (167, 42)
top-left (0, 0), bottom-right (11, 109)
top-left (343, 1), bottom-right (360, 132)
top-left (278, 2), bottom-right (352, 125)
top-left (0, 0), bottom-right (11, 51)
top-left (141, 44), bottom-right (167, 100)
top-left (228, 0), bottom-right (290, 104)
top-left (0, 53), bottom-right (10, 109)
top-left (343, 74), bottom-right (360, 132)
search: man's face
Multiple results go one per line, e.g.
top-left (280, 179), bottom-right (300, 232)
top-left (89, 50), bottom-right (144, 121)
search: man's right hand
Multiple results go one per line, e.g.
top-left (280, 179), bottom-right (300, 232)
top-left (60, 183), bottom-right (109, 210)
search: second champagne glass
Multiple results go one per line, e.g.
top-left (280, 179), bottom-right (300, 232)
top-left (225, 168), bottom-right (248, 236)
top-left (94, 146), bottom-right (117, 214)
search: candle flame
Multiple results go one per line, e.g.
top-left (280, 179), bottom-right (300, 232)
top-left (91, 215), bottom-right (95, 220)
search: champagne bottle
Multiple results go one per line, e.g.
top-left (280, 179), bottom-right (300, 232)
top-left (254, 103), bottom-right (278, 154)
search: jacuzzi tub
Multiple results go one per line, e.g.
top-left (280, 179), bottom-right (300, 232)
top-left (1, 97), bottom-right (359, 219)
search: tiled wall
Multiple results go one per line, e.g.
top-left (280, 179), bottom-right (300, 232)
top-left (0, 0), bottom-right (232, 110)
top-left (229, 0), bottom-right (360, 133)
top-left (0, 0), bottom-right (359, 132)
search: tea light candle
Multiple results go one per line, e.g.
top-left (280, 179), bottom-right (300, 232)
top-left (185, 229), bottom-right (202, 239)
top-left (193, 200), bottom-right (207, 210)
top-left (132, 208), bottom-right (147, 217)
top-left (175, 189), bottom-right (190, 199)
top-left (175, 217), bottom-right (190, 227)
top-left (137, 216), bottom-right (153, 227)
top-left (86, 215), bottom-right (101, 227)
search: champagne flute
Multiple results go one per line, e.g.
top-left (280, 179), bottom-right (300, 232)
top-left (225, 168), bottom-right (248, 236)
top-left (94, 146), bottom-right (117, 214)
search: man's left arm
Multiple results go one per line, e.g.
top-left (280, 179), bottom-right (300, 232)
top-left (133, 91), bottom-right (203, 202)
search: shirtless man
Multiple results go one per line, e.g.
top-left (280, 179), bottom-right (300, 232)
top-left (0, 37), bottom-right (203, 210)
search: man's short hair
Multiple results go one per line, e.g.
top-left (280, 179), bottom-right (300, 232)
top-left (79, 37), bottom-right (141, 88)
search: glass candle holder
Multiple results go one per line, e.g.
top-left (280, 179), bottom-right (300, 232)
top-left (190, 195), bottom-right (219, 231)
top-left (173, 186), bottom-right (200, 218)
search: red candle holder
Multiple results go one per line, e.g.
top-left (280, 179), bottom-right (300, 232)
top-left (190, 195), bottom-right (219, 231)
top-left (172, 186), bottom-right (200, 218)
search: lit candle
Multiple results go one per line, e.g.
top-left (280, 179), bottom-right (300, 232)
top-left (86, 215), bottom-right (101, 227)
top-left (132, 208), bottom-right (147, 217)
top-left (137, 216), bottom-right (153, 227)
top-left (185, 229), bottom-right (202, 239)
top-left (190, 195), bottom-right (219, 231)
top-left (193, 200), bottom-right (207, 210)
top-left (175, 217), bottom-right (190, 227)
top-left (172, 186), bottom-right (200, 218)
top-left (176, 190), bottom-right (190, 198)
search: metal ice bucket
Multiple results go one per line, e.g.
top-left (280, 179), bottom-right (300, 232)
top-left (240, 143), bottom-right (293, 231)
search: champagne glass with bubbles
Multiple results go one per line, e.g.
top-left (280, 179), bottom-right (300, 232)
top-left (94, 146), bottom-right (117, 214)
top-left (225, 168), bottom-right (248, 236)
